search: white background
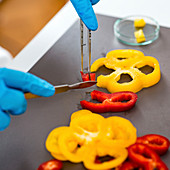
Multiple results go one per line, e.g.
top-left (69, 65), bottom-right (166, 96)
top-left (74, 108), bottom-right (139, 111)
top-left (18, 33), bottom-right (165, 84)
top-left (6, 0), bottom-right (170, 72)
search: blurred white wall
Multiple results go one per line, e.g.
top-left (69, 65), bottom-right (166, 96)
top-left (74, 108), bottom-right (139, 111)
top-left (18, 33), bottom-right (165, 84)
top-left (6, 0), bottom-right (170, 71)
top-left (94, 0), bottom-right (170, 28)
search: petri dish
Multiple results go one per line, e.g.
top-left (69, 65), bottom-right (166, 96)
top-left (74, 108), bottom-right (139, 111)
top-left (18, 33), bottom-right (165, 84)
top-left (114, 15), bottom-right (160, 46)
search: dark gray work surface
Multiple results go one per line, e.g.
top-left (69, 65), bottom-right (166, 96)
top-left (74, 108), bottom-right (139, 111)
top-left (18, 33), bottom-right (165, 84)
top-left (1, 15), bottom-right (170, 170)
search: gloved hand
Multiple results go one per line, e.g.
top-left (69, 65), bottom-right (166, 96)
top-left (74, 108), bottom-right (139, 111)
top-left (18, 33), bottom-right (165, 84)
top-left (0, 68), bottom-right (55, 131)
top-left (70, 0), bottom-right (100, 31)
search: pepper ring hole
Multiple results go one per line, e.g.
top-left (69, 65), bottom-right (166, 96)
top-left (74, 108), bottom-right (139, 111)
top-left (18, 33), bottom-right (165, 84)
top-left (136, 65), bottom-right (154, 75)
top-left (117, 57), bottom-right (127, 60)
top-left (135, 148), bottom-right (151, 159)
top-left (121, 100), bottom-right (130, 103)
top-left (149, 139), bottom-right (164, 146)
top-left (112, 99), bottom-right (131, 103)
top-left (118, 74), bottom-right (133, 84)
top-left (95, 155), bottom-right (114, 163)
top-left (77, 144), bottom-right (81, 148)
top-left (96, 66), bottom-right (115, 77)
top-left (142, 152), bottom-right (153, 159)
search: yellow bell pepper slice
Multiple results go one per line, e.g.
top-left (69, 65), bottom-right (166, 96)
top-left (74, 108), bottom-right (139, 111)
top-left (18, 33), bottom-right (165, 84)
top-left (134, 56), bottom-right (161, 87)
top-left (97, 68), bottom-right (143, 93)
top-left (70, 109), bottom-right (93, 121)
top-left (91, 49), bottom-right (161, 93)
top-left (58, 128), bottom-right (90, 163)
top-left (134, 29), bottom-right (146, 43)
top-left (70, 113), bottom-right (105, 144)
top-left (51, 152), bottom-right (67, 161)
top-left (83, 140), bottom-right (128, 170)
top-left (91, 49), bottom-right (144, 71)
top-left (102, 116), bottom-right (137, 147)
top-left (134, 18), bottom-right (146, 28)
top-left (45, 126), bottom-right (69, 154)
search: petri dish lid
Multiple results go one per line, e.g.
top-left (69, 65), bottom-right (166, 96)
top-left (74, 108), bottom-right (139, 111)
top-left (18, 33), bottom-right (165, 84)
top-left (114, 15), bottom-right (160, 46)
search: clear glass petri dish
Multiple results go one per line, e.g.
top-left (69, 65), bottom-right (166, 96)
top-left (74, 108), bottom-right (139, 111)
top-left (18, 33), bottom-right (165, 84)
top-left (114, 15), bottom-right (160, 46)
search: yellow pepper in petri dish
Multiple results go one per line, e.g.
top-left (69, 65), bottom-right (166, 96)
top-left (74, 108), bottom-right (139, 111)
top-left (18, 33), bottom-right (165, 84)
top-left (134, 29), bottom-right (146, 43)
top-left (134, 18), bottom-right (146, 28)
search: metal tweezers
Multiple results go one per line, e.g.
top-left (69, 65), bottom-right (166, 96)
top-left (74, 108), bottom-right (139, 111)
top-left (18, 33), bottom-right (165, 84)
top-left (80, 19), bottom-right (91, 74)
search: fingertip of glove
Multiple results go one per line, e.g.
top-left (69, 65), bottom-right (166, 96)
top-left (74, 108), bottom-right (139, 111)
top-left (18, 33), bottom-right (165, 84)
top-left (84, 19), bottom-right (98, 31)
top-left (91, 0), bottom-right (100, 5)
top-left (28, 77), bottom-right (55, 97)
top-left (88, 23), bottom-right (98, 31)
top-left (38, 80), bottom-right (55, 97)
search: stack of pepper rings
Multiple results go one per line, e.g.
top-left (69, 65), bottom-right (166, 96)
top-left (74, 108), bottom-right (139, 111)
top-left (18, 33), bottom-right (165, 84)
top-left (45, 110), bottom-right (169, 169)
top-left (118, 134), bottom-right (170, 169)
top-left (45, 110), bottom-right (137, 169)
top-left (90, 49), bottom-right (161, 93)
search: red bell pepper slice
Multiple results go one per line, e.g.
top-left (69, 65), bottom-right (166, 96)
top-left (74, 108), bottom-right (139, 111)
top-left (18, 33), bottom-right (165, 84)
top-left (80, 90), bottom-right (138, 113)
top-left (128, 143), bottom-right (168, 170)
top-left (117, 161), bottom-right (143, 170)
top-left (37, 159), bottom-right (62, 170)
top-left (136, 134), bottom-right (170, 156)
top-left (145, 160), bottom-right (168, 170)
top-left (80, 71), bottom-right (96, 81)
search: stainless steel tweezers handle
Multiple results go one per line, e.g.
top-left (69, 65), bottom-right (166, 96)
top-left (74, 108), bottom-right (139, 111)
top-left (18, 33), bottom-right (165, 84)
top-left (80, 20), bottom-right (91, 73)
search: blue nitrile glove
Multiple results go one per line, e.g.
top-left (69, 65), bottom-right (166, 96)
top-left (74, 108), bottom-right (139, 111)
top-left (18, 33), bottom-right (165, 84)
top-left (0, 68), bottom-right (55, 131)
top-left (70, 0), bottom-right (100, 31)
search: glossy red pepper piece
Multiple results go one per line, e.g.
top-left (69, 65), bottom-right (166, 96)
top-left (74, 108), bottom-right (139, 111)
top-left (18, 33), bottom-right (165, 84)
top-left (118, 161), bottom-right (143, 170)
top-left (80, 71), bottom-right (96, 81)
top-left (80, 90), bottom-right (138, 113)
top-left (136, 134), bottom-right (170, 156)
top-left (128, 143), bottom-right (168, 170)
top-left (37, 159), bottom-right (62, 170)
top-left (145, 160), bottom-right (169, 170)
top-left (89, 72), bottom-right (96, 81)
